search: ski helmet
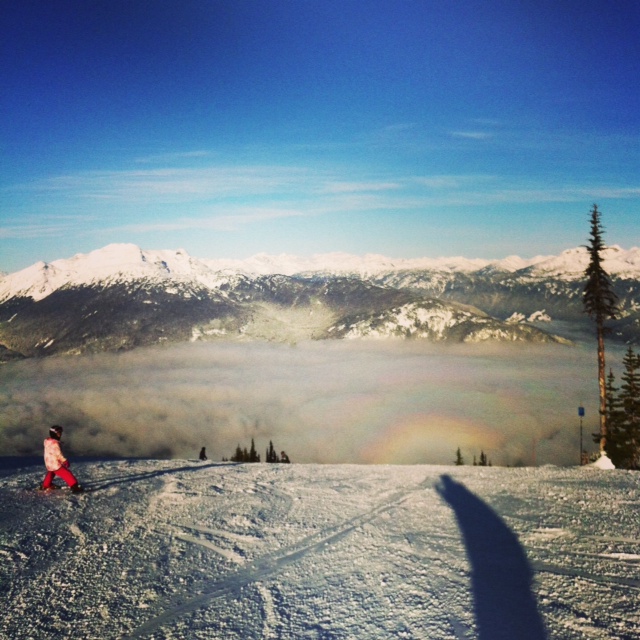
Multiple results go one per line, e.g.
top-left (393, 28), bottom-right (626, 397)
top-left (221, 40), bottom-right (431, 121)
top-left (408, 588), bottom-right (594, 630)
top-left (49, 425), bottom-right (63, 439)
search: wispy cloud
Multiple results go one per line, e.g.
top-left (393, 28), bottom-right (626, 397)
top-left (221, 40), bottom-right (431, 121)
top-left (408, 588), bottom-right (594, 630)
top-left (3, 162), bottom-right (638, 243)
top-left (412, 175), bottom-right (495, 189)
top-left (450, 131), bottom-right (493, 140)
top-left (410, 175), bottom-right (640, 207)
top-left (120, 207), bottom-right (307, 233)
top-left (364, 122), bottom-right (420, 146)
top-left (320, 181), bottom-right (401, 194)
top-left (31, 166), bottom-right (314, 203)
top-left (469, 118), bottom-right (503, 127)
top-left (0, 214), bottom-right (99, 240)
top-left (134, 150), bottom-right (211, 164)
top-left (457, 185), bottom-right (640, 206)
top-left (0, 223), bottom-right (67, 240)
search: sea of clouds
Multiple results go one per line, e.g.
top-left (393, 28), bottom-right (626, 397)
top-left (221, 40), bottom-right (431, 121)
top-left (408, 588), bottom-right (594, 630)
top-left (0, 340), bottom-right (622, 466)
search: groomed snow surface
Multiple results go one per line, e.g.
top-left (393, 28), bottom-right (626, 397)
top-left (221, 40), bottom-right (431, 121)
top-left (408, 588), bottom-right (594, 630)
top-left (1, 460), bottom-right (639, 640)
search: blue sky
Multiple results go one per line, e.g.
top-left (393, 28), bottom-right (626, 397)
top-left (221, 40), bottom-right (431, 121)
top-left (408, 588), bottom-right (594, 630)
top-left (1, 0), bottom-right (638, 273)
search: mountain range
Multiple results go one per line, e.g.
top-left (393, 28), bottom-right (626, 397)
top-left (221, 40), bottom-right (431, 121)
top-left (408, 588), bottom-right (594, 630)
top-left (1, 243), bottom-right (639, 361)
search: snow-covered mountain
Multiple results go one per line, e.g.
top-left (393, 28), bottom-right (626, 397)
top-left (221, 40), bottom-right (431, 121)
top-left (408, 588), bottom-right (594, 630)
top-left (195, 245), bottom-right (640, 279)
top-left (0, 244), bottom-right (242, 303)
top-left (2, 459), bottom-right (639, 639)
top-left (1, 243), bottom-right (638, 361)
top-left (2, 243), bottom-right (639, 302)
top-left (370, 245), bottom-right (640, 345)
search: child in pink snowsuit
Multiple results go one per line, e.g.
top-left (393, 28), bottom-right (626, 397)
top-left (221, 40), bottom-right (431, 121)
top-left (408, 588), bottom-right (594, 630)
top-left (41, 425), bottom-right (83, 492)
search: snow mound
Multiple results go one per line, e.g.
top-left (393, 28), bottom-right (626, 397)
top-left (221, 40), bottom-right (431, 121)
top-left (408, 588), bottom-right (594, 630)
top-left (590, 452), bottom-right (616, 469)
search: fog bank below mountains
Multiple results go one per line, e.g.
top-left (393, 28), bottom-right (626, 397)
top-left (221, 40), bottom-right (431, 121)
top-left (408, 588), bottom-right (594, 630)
top-left (0, 340), bottom-right (618, 466)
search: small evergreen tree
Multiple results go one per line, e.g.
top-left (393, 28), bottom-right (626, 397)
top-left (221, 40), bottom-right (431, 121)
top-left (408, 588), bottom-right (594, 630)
top-left (583, 204), bottom-right (618, 454)
top-left (618, 347), bottom-right (640, 469)
top-left (231, 444), bottom-right (244, 462)
top-left (598, 349), bottom-right (640, 469)
top-left (266, 440), bottom-right (278, 463)
top-left (600, 369), bottom-right (626, 467)
top-left (479, 450), bottom-right (488, 467)
top-left (455, 447), bottom-right (464, 466)
top-left (249, 438), bottom-right (260, 463)
top-left (230, 440), bottom-right (262, 463)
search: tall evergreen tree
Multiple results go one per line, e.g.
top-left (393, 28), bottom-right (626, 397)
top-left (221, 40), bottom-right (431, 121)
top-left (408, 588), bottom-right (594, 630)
top-left (454, 447), bottom-right (464, 466)
top-left (583, 204), bottom-right (618, 454)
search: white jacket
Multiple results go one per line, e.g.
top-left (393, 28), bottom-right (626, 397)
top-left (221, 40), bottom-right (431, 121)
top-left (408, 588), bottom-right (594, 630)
top-left (43, 437), bottom-right (67, 471)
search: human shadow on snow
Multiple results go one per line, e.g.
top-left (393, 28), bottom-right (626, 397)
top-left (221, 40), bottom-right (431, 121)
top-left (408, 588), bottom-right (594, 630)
top-left (436, 474), bottom-right (547, 640)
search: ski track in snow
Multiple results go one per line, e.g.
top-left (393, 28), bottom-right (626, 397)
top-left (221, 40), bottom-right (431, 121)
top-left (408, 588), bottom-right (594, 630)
top-left (127, 482), bottom-right (423, 638)
top-left (1, 460), bottom-right (639, 640)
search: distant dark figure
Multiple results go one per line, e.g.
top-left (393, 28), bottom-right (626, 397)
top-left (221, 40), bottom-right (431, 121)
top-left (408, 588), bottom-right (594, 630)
top-left (41, 425), bottom-right (83, 493)
top-left (199, 447), bottom-right (207, 461)
top-left (280, 451), bottom-right (290, 464)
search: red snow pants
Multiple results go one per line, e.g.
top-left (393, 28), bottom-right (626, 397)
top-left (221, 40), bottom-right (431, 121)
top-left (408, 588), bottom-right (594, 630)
top-left (42, 466), bottom-right (78, 489)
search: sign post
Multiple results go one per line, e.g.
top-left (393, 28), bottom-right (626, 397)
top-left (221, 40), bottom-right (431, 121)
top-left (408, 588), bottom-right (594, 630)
top-left (578, 407), bottom-right (585, 465)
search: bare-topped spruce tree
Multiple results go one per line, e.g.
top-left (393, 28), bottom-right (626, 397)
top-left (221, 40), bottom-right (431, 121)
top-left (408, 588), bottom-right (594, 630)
top-left (582, 204), bottom-right (619, 455)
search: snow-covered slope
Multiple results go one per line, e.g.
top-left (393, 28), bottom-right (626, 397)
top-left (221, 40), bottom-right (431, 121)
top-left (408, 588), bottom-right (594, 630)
top-left (326, 299), bottom-right (568, 344)
top-left (1, 459), bottom-right (638, 639)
